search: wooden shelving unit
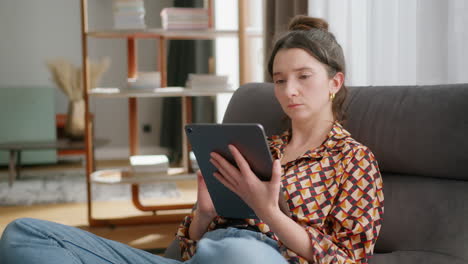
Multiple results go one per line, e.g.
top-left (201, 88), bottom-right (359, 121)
top-left (79, 0), bottom-right (256, 227)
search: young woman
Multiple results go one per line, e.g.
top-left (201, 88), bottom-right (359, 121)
top-left (178, 15), bottom-right (384, 264)
top-left (0, 15), bottom-right (383, 264)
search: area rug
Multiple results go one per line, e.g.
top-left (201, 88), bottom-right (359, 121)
top-left (0, 169), bottom-right (180, 206)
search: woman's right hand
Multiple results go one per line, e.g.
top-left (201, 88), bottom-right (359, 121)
top-left (189, 170), bottom-right (217, 241)
top-left (195, 170), bottom-right (216, 218)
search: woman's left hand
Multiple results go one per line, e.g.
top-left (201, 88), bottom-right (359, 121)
top-left (210, 145), bottom-right (283, 218)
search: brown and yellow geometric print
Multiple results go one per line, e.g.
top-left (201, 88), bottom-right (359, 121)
top-left (270, 122), bottom-right (384, 264)
top-left (176, 121), bottom-right (384, 264)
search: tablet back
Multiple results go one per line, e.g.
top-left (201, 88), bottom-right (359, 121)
top-left (185, 123), bottom-right (273, 219)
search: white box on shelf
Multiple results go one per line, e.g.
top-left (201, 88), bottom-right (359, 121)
top-left (130, 154), bottom-right (169, 173)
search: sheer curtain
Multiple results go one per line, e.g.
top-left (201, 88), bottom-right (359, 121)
top-left (264, 0), bottom-right (308, 82)
top-left (308, 0), bottom-right (468, 86)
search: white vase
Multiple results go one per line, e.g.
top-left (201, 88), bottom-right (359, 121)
top-left (65, 99), bottom-right (85, 140)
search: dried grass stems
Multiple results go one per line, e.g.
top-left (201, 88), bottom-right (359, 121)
top-left (46, 57), bottom-right (110, 101)
top-left (46, 57), bottom-right (110, 139)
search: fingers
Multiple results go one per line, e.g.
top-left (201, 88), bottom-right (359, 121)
top-left (271, 159), bottom-right (282, 185)
top-left (196, 170), bottom-right (202, 184)
top-left (213, 172), bottom-right (236, 193)
top-left (209, 158), bottom-right (227, 176)
top-left (196, 170), bottom-right (208, 192)
top-left (210, 157), bottom-right (239, 187)
top-left (228, 145), bottom-right (252, 174)
top-left (209, 146), bottom-right (257, 194)
top-left (210, 151), bottom-right (240, 178)
top-left (196, 170), bottom-right (206, 184)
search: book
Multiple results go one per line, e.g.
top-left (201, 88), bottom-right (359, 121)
top-left (130, 155), bottom-right (169, 173)
top-left (113, 0), bottom-right (146, 29)
top-left (185, 74), bottom-right (233, 90)
top-left (161, 8), bottom-right (209, 30)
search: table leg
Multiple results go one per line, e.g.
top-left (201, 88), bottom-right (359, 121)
top-left (16, 150), bottom-right (22, 179)
top-left (8, 150), bottom-right (17, 187)
top-left (91, 143), bottom-right (96, 172)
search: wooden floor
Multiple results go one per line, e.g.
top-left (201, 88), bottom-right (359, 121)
top-left (0, 159), bottom-right (197, 251)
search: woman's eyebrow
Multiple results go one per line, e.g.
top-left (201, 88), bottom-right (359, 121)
top-left (273, 67), bottom-right (314, 76)
top-left (293, 67), bottom-right (314, 72)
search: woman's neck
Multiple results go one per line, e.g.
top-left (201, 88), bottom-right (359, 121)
top-left (288, 117), bottom-right (335, 150)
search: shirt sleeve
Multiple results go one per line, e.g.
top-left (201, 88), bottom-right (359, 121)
top-left (176, 212), bottom-right (197, 261)
top-left (282, 147), bottom-right (384, 264)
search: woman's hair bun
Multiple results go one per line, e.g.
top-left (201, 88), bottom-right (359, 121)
top-left (288, 15), bottom-right (329, 32)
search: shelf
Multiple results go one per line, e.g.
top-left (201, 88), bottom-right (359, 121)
top-left (80, 0), bottom-right (253, 226)
top-left (91, 168), bottom-right (196, 185)
top-left (87, 28), bottom-right (242, 39)
top-left (89, 87), bottom-right (235, 98)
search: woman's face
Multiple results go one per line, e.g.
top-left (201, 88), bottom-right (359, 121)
top-left (272, 48), bottom-right (342, 122)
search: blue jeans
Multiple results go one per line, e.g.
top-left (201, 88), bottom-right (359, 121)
top-left (0, 218), bottom-right (288, 264)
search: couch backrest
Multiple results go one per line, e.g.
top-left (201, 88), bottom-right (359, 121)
top-left (223, 82), bottom-right (468, 261)
top-left (344, 85), bottom-right (468, 180)
top-left (223, 83), bottom-right (288, 136)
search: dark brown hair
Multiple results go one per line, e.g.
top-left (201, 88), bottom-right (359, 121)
top-left (268, 15), bottom-right (347, 122)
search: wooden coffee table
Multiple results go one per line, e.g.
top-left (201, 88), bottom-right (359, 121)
top-left (0, 138), bottom-right (108, 186)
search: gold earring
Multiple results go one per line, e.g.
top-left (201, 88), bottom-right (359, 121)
top-left (329, 92), bottom-right (336, 102)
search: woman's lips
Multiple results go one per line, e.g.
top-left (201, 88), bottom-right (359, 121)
top-left (288, 104), bottom-right (303, 108)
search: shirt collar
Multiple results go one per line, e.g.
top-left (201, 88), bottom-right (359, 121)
top-left (270, 121), bottom-right (351, 161)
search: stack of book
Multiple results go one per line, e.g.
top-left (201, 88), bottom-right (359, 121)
top-left (128, 71), bottom-right (161, 89)
top-left (113, 0), bottom-right (146, 29)
top-left (129, 155), bottom-right (169, 175)
top-left (186, 74), bottom-right (232, 90)
top-left (160, 8), bottom-right (209, 30)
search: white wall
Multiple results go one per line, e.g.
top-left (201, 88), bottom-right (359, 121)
top-left (0, 1), bottom-right (82, 86)
top-left (0, 0), bottom-right (172, 159)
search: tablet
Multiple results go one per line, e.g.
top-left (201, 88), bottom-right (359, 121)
top-left (185, 123), bottom-right (273, 219)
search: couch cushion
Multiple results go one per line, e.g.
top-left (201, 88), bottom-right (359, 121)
top-left (373, 173), bottom-right (468, 261)
top-left (344, 84), bottom-right (468, 180)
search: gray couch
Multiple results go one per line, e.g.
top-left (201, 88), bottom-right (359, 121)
top-left (165, 83), bottom-right (468, 263)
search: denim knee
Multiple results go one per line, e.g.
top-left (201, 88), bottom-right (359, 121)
top-left (1, 218), bottom-right (37, 242)
top-left (193, 237), bottom-right (287, 264)
top-left (0, 218), bottom-right (39, 261)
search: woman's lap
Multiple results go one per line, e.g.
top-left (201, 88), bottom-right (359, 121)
top-left (190, 227), bottom-right (287, 264)
top-left (0, 218), bottom-right (287, 264)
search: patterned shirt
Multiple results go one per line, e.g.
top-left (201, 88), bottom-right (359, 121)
top-left (176, 121), bottom-right (384, 263)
